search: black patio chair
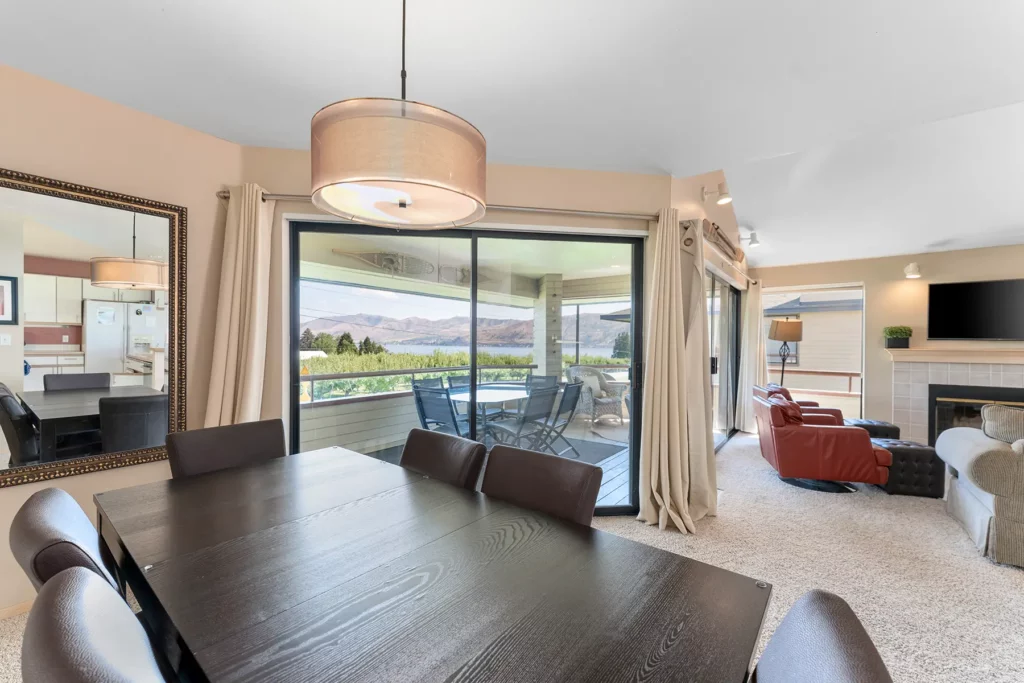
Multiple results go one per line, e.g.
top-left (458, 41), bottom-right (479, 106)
top-left (486, 386), bottom-right (560, 450)
top-left (413, 385), bottom-right (469, 437)
top-left (530, 381), bottom-right (584, 459)
top-left (446, 375), bottom-right (504, 420)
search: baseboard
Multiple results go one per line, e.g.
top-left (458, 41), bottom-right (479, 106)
top-left (0, 598), bottom-right (33, 621)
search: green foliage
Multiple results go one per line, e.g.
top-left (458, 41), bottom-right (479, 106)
top-left (336, 332), bottom-right (357, 355)
top-left (358, 336), bottom-right (387, 355)
top-left (883, 326), bottom-right (913, 339)
top-left (311, 332), bottom-right (338, 355)
top-left (612, 331), bottom-right (631, 359)
top-left (299, 328), bottom-right (314, 350)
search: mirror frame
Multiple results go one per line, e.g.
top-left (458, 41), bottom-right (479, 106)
top-left (0, 167), bottom-right (186, 487)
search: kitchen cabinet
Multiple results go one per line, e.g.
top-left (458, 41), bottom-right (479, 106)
top-left (82, 280), bottom-right (118, 302)
top-left (23, 274), bottom-right (57, 323)
top-left (56, 277), bottom-right (83, 324)
top-left (119, 288), bottom-right (153, 303)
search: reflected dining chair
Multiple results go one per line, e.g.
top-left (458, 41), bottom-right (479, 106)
top-left (165, 418), bottom-right (286, 479)
top-left (400, 428), bottom-right (486, 490)
top-left (42, 373), bottom-right (111, 392)
top-left (9, 488), bottom-right (118, 592)
top-left (22, 567), bottom-right (171, 683)
top-left (481, 444), bottom-right (603, 526)
top-left (99, 394), bottom-right (168, 453)
top-left (753, 589), bottom-right (893, 683)
top-left (0, 382), bottom-right (40, 466)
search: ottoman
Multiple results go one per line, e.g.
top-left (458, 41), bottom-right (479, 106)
top-left (846, 418), bottom-right (900, 440)
top-left (871, 438), bottom-right (945, 498)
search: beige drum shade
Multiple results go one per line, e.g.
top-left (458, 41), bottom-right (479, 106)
top-left (768, 319), bottom-right (803, 342)
top-left (90, 257), bottom-right (168, 290)
top-left (311, 98), bottom-right (487, 229)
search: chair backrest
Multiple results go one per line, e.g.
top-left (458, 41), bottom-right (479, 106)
top-left (754, 589), bottom-right (893, 683)
top-left (9, 488), bottom-right (118, 592)
top-left (22, 567), bottom-right (169, 683)
top-left (481, 445), bottom-right (603, 525)
top-left (553, 382), bottom-right (583, 424)
top-left (0, 387), bottom-right (39, 465)
top-left (400, 428), bottom-right (486, 490)
top-left (412, 377), bottom-right (443, 389)
top-left (528, 375), bottom-right (560, 389)
top-left (414, 386), bottom-right (463, 436)
top-left (43, 373), bottom-right (111, 392)
top-left (165, 418), bottom-right (286, 479)
top-left (447, 375), bottom-right (471, 388)
top-left (520, 386), bottom-right (560, 423)
top-left (765, 382), bottom-right (794, 401)
top-left (99, 395), bottom-right (168, 453)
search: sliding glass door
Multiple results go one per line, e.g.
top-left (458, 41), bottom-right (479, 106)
top-left (707, 271), bottom-right (740, 449)
top-left (291, 223), bottom-right (642, 514)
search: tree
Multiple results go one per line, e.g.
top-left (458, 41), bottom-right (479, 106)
top-left (299, 328), bottom-right (315, 350)
top-left (612, 331), bottom-right (631, 359)
top-left (358, 336), bottom-right (387, 355)
top-left (311, 332), bottom-right (337, 355)
top-left (336, 331), bottom-right (358, 355)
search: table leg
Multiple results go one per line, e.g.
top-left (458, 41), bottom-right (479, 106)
top-left (39, 421), bottom-right (56, 463)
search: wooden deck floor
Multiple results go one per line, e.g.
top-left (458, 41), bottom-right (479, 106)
top-left (595, 449), bottom-right (631, 507)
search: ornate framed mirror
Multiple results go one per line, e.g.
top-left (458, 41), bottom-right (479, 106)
top-left (0, 168), bottom-right (185, 487)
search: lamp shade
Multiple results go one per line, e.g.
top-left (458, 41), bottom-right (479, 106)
top-left (768, 319), bottom-right (803, 342)
top-left (311, 98), bottom-right (487, 229)
top-left (90, 258), bottom-right (168, 290)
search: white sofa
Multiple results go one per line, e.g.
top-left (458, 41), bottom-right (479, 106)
top-left (935, 427), bottom-right (1024, 567)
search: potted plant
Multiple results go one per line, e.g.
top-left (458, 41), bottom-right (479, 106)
top-left (883, 326), bottom-right (912, 349)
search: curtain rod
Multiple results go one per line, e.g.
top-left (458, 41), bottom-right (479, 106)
top-left (214, 189), bottom-right (657, 221)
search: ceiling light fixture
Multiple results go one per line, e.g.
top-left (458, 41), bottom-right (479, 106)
top-left (904, 262), bottom-right (921, 279)
top-left (742, 231), bottom-right (761, 248)
top-left (310, 0), bottom-right (486, 229)
top-left (90, 213), bottom-right (168, 291)
top-left (702, 182), bottom-right (733, 205)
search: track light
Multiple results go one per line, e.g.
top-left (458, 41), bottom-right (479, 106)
top-left (904, 262), bottom-right (921, 279)
top-left (702, 182), bottom-right (733, 205)
top-left (747, 231), bottom-right (760, 248)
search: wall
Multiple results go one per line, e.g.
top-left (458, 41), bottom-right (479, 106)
top-left (752, 244), bottom-right (1024, 421)
top-left (0, 65), bottom-right (243, 610)
top-left (0, 215), bottom-right (25, 463)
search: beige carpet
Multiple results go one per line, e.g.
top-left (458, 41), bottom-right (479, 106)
top-left (595, 434), bottom-right (1024, 683)
top-left (1, 435), bottom-right (1021, 682)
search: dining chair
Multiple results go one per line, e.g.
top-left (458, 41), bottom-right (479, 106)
top-left (43, 372), bottom-right (111, 391)
top-left (22, 567), bottom-right (171, 683)
top-left (486, 386), bottom-right (559, 450)
top-left (414, 386), bottom-right (469, 437)
top-left (99, 394), bottom-right (168, 453)
top-left (400, 428), bottom-right (486, 489)
top-left (165, 418), bottom-right (286, 479)
top-left (0, 382), bottom-right (40, 465)
top-left (531, 381), bottom-right (584, 459)
top-left (753, 589), bottom-right (893, 683)
top-left (9, 488), bottom-right (118, 592)
top-left (481, 444), bottom-right (603, 525)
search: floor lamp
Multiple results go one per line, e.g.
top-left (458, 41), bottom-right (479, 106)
top-left (768, 319), bottom-right (803, 385)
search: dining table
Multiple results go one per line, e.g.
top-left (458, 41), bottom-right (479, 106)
top-left (95, 447), bottom-right (772, 683)
top-left (447, 384), bottom-right (530, 432)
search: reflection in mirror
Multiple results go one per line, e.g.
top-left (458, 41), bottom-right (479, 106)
top-left (0, 187), bottom-right (170, 471)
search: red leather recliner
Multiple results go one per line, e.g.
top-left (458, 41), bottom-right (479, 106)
top-left (756, 383), bottom-right (845, 423)
top-left (753, 395), bottom-right (891, 490)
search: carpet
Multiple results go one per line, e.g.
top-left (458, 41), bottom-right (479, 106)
top-left (593, 434), bottom-right (1024, 683)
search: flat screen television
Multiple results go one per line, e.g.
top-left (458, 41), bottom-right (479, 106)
top-left (928, 279), bottom-right (1024, 340)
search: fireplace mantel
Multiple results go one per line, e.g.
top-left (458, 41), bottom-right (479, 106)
top-left (888, 348), bottom-right (1024, 365)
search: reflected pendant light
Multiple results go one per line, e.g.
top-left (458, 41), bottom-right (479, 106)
top-left (310, 0), bottom-right (486, 229)
top-left (90, 213), bottom-right (168, 290)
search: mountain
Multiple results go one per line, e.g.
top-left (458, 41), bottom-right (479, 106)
top-left (302, 312), bottom-right (628, 348)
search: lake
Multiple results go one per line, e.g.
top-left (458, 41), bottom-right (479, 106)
top-left (385, 343), bottom-right (616, 358)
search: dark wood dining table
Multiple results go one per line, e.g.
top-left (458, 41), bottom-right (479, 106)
top-left (18, 386), bottom-right (165, 461)
top-left (95, 447), bottom-right (772, 683)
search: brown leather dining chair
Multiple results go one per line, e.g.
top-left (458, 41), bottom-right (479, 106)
top-left (400, 428), bottom-right (486, 490)
top-left (9, 488), bottom-right (118, 593)
top-left (481, 445), bottom-right (603, 525)
top-left (165, 418), bottom-right (286, 479)
top-left (753, 589), bottom-right (893, 683)
top-left (22, 567), bottom-right (170, 683)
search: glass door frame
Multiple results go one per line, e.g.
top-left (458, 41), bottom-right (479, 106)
top-left (289, 221), bottom-right (644, 516)
top-left (707, 270), bottom-right (742, 451)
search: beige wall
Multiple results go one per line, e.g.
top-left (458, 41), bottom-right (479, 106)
top-left (0, 216), bottom-right (25, 462)
top-left (752, 244), bottom-right (1024, 421)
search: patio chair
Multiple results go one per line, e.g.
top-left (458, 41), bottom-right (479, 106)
top-left (446, 375), bottom-right (504, 420)
top-left (527, 375), bottom-right (560, 389)
top-left (565, 366), bottom-right (628, 424)
top-left (529, 382), bottom-right (584, 459)
top-left (486, 386), bottom-right (560, 449)
top-left (414, 385), bottom-right (469, 437)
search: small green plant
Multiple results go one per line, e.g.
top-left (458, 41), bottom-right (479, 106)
top-left (883, 326), bottom-right (913, 339)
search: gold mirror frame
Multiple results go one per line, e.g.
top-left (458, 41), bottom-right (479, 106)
top-left (0, 168), bottom-right (186, 487)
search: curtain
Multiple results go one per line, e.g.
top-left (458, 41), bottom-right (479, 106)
top-left (735, 280), bottom-right (768, 433)
top-left (204, 184), bottom-right (276, 426)
top-left (638, 210), bottom-right (716, 533)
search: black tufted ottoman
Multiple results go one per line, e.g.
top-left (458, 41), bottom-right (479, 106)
top-left (871, 439), bottom-right (945, 498)
top-left (845, 418), bottom-right (900, 439)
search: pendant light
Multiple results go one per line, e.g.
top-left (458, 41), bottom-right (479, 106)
top-left (90, 213), bottom-right (168, 290)
top-left (310, 0), bottom-right (486, 229)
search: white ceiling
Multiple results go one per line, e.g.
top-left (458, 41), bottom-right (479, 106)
top-left (4, 1), bottom-right (1024, 266)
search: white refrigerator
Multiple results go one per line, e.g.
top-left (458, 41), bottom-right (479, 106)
top-left (83, 300), bottom-right (167, 374)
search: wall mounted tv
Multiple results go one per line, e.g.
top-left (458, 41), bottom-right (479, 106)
top-left (928, 279), bottom-right (1024, 340)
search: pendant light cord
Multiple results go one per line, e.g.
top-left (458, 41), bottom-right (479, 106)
top-left (400, 0), bottom-right (407, 100)
top-left (132, 213), bottom-right (137, 259)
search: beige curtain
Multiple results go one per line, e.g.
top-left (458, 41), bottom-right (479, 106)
top-left (735, 280), bottom-right (768, 433)
top-left (638, 210), bottom-right (717, 533)
top-left (204, 184), bottom-right (276, 426)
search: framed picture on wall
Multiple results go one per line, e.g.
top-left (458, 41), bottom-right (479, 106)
top-left (0, 276), bottom-right (18, 325)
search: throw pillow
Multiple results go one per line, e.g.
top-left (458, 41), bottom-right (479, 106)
top-left (768, 396), bottom-right (803, 425)
top-left (1013, 439), bottom-right (1024, 456)
top-left (581, 374), bottom-right (606, 399)
top-left (981, 404), bottom-right (1024, 444)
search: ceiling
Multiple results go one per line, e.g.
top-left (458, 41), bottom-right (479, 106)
top-left (4, 1), bottom-right (1024, 266)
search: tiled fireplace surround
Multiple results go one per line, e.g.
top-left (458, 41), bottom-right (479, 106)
top-left (893, 360), bottom-right (1024, 443)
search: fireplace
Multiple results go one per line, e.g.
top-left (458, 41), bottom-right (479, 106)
top-left (928, 384), bottom-right (1024, 446)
